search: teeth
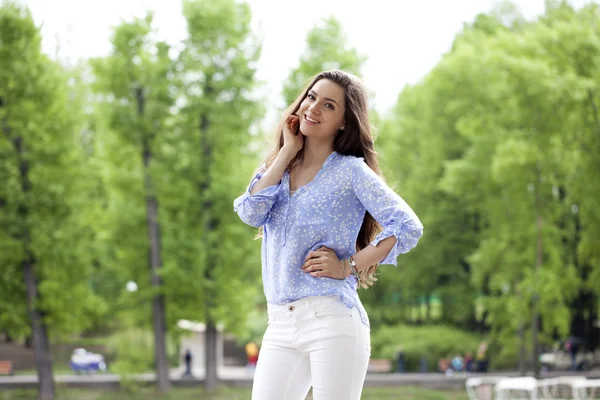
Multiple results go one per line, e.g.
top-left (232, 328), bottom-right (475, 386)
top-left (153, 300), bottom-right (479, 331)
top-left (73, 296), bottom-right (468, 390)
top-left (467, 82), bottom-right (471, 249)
top-left (305, 115), bottom-right (319, 124)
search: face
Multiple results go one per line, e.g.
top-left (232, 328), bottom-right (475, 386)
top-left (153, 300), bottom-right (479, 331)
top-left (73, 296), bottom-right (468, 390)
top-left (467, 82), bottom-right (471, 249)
top-left (298, 79), bottom-right (346, 140)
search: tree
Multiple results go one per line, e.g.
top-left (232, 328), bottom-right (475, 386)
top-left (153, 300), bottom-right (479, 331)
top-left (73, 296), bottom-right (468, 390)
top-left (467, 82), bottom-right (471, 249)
top-left (172, 0), bottom-right (264, 389)
top-left (376, 2), bottom-right (600, 375)
top-left (432, 4), bottom-right (591, 374)
top-left (282, 16), bottom-right (366, 106)
top-left (90, 13), bottom-right (174, 392)
top-left (0, 3), bottom-right (106, 398)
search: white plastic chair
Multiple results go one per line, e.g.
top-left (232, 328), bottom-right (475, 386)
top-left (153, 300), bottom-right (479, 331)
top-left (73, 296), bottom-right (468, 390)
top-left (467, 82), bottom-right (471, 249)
top-left (495, 377), bottom-right (539, 400)
top-left (573, 379), bottom-right (600, 400)
top-left (537, 376), bottom-right (586, 399)
top-left (466, 376), bottom-right (507, 400)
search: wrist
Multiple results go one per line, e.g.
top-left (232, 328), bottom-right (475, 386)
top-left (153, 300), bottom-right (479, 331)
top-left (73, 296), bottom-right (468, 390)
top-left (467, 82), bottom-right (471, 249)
top-left (279, 147), bottom-right (297, 162)
top-left (347, 256), bottom-right (361, 283)
top-left (340, 258), bottom-right (350, 278)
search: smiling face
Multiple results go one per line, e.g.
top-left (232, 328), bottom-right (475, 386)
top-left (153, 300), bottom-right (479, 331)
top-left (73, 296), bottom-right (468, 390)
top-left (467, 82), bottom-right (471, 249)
top-left (297, 78), bottom-right (346, 140)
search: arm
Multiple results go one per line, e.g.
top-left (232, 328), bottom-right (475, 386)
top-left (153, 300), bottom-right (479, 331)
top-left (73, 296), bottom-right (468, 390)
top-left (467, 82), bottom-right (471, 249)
top-left (351, 158), bottom-right (423, 270)
top-left (352, 236), bottom-right (398, 272)
top-left (234, 115), bottom-right (303, 227)
top-left (233, 149), bottom-right (295, 227)
top-left (250, 148), bottom-right (294, 195)
top-left (301, 160), bottom-right (422, 279)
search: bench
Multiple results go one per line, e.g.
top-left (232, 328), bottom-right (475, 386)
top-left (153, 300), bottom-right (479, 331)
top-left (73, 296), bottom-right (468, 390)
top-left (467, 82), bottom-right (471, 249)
top-left (0, 360), bottom-right (14, 375)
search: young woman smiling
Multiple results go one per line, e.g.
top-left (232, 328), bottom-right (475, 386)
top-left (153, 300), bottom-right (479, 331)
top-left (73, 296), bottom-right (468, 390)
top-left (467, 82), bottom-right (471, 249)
top-left (234, 70), bottom-right (423, 400)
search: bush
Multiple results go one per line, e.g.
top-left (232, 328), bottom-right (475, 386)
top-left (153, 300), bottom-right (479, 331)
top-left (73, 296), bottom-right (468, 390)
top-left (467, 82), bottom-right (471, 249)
top-left (371, 324), bottom-right (485, 372)
top-left (104, 328), bottom-right (179, 374)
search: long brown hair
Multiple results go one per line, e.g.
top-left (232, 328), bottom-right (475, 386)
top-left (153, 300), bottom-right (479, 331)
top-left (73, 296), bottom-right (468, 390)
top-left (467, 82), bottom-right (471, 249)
top-left (262, 70), bottom-right (384, 289)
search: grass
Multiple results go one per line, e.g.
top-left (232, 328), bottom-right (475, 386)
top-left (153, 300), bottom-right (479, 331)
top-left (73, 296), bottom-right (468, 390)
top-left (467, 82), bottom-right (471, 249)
top-left (0, 386), bottom-right (468, 400)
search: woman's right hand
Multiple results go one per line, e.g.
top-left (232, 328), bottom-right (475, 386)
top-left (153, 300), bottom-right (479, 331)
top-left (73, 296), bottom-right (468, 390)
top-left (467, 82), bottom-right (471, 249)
top-left (281, 115), bottom-right (303, 158)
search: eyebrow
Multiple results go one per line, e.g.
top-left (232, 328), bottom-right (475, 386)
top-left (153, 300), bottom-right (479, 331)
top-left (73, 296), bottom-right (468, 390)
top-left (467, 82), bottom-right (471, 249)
top-left (309, 90), bottom-right (339, 106)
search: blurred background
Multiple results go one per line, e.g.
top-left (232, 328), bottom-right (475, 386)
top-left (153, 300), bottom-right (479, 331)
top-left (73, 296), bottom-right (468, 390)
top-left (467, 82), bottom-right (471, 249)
top-left (1, 0), bottom-right (600, 399)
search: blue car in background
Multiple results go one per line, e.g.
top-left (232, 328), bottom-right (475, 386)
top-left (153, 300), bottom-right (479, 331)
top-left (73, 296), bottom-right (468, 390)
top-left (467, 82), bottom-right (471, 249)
top-left (69, 348), bottom-right (107, 373)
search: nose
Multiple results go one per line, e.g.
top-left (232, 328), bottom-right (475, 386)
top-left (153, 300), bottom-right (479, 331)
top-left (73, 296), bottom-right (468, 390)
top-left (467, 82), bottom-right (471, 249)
top-left (308, 101), bottom-right (319, 113)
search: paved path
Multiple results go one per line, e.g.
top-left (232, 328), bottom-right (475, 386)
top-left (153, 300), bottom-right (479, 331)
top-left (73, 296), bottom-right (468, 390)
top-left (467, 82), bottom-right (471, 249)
top-left (1, 367), bottom-right (599, 390)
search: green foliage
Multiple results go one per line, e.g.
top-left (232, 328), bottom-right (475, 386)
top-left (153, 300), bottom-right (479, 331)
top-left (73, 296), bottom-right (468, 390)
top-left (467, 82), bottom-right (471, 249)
top-left (371, 324), bottom-right (484, 371)
top-left (104, 328), bottom-right (178, 374)
top-left (166, 0), bottom-right (264, 333)
top-left (282, 16), bottom-right (366, 105)
top-left (87, 0), bottom-right (264, 340)
top-left (0, 1), bottom-right (107, 338)
top-left (3, 0), bottom-right (600, 381)
top-left (379, 1), bottom-right (600, 362)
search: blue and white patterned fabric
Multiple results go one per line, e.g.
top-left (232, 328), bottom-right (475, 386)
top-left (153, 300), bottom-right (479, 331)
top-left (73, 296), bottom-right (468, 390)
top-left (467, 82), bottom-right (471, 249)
top-left (234, 151), bottom-right (423, 326)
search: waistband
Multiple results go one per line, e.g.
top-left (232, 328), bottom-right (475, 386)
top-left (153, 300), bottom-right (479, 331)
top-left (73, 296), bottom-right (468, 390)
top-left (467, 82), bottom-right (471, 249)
top-left (267, 295), bottom-right (341, 312)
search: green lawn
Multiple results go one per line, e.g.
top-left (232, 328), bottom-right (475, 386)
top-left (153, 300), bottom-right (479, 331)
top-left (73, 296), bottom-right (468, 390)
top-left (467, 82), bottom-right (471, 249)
top-left (0, 386), bottom-right (468, 400)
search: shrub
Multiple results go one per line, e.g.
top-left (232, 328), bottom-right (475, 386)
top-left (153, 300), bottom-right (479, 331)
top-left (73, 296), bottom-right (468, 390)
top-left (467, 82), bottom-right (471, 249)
top-left (371, 324), bottom-right (485, 372)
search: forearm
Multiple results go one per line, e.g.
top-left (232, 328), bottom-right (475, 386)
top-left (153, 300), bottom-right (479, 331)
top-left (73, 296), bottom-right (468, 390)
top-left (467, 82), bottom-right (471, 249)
top-left (352, 236), bottom-right (398, 272)
top-left (250, 148), bottom-right (294, 195)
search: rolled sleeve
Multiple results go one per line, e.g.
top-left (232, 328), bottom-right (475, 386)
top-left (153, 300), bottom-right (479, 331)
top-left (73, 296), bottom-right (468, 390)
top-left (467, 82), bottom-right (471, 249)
top-left (352, 158), bottom-right (423, 265)
top-left (233, 171), bottom-right (282, 227)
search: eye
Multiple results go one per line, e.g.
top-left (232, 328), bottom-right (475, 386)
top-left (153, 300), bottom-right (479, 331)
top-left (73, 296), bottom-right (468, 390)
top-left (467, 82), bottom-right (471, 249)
top-left (325, 103), bottom-right (335, 110)
top-left (307, 94), bottom-right (315, 100)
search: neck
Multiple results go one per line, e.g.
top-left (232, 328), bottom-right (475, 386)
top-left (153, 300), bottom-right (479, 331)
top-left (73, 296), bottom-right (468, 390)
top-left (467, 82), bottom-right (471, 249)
top-left (301, 137), bottom-right (335, 167)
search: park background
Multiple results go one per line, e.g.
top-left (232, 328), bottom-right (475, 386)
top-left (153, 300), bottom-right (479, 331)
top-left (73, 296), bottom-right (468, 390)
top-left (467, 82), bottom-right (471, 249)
top-left (1, 0), bottom-right (600, 398)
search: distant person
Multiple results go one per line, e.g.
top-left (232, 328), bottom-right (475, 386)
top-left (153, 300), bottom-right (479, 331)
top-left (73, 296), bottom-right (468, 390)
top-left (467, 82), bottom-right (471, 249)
top-left (451, 354), bottom-right (464, 372)
top-left (438, 357), bottom-right (450, 373)
top-left (476, 342), bottom-right (489, 372)
top-left (565, 338), bottom-right (579, 371)
top-left (464, 352), bottom-right (474, 372)
top-left (396, 346), bottom-right (405, 373)
top-left (246, 342), bottom-right (259, 371)
top-left (234, 70), bottom-right (424, 400)
top-left (183, 349), bottom-right (193, 377)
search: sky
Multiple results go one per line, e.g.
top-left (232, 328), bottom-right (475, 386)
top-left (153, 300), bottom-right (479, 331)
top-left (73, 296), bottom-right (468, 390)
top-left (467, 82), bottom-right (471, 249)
top-left (17, 0), bottom-right (593, 120)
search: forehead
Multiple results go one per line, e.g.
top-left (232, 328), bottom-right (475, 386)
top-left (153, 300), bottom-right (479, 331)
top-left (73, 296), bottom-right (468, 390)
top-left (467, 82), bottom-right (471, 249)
top-left (310, 79), bottom-right (345, 105)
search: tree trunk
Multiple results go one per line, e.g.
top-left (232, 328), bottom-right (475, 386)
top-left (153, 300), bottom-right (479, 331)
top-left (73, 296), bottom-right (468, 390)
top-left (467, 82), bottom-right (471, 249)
top-left (518, 321), bottom-right (526, 376)
top-left (532, 177), bottom-right (544, 378)
top-left (137, 87), bottom-right (170, 392)
top-left (13, 134), bottom-right (55, 400)
top-left (24, 258), bottom-right (55, 400)
top-left (532, 213), bottom-right (543, 378)
top-left (425, 294), bottom-right (431, 322)
top-left (205, 320), bottom-right (218, 390)
top-left (199, 96), bottom-right (219, 390)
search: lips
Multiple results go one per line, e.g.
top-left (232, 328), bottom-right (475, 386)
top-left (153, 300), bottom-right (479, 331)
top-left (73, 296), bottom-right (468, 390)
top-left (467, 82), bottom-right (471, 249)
top-left (304, 114), bottom-right (320, 124)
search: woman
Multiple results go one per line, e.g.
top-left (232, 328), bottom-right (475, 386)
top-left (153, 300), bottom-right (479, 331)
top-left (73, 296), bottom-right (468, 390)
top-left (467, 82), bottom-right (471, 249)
top-left (234, 70), bottom-right (423, 400)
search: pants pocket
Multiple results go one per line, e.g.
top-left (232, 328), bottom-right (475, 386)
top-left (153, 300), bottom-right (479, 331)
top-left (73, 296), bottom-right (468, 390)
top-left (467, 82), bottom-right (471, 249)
top-left (313, 297), bottom-right (352, 319)
top-left (267, 308), bottom-right (290, 324)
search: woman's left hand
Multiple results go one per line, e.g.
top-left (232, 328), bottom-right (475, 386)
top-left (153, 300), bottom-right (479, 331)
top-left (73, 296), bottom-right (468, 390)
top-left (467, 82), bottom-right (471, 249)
top-left (302, 247), bottom-right (348, 279)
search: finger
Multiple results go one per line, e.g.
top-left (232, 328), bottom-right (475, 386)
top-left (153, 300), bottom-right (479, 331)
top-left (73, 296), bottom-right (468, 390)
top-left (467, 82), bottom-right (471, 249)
top-left (302, 258), bottom-right (323, 271)
top-left (303, 264), bottom-right (323, 273)
top-left (313, 250), bottom-right (329, 258)
top-left (305, 251), bottom-right (321, 262)
top-left (310, 269), bottom-right (329, 278)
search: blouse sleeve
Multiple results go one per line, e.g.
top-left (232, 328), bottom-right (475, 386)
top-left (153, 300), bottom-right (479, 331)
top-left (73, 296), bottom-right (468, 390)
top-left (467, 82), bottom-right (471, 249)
top-left (351, 158), bottom-right (423, 265)
top-left (233, 169), bottom-right (282, 228)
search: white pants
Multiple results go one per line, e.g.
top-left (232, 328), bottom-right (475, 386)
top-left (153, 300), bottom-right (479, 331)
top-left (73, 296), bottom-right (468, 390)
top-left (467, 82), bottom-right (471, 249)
top-left (252, 295), bottom-right (371, 400)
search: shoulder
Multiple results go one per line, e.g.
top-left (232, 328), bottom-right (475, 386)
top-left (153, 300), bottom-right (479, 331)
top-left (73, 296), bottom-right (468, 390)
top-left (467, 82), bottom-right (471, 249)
top-left (334, 152), bottom-right (366, 171)
top-left (335, 153), bottom-right (375, 179)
